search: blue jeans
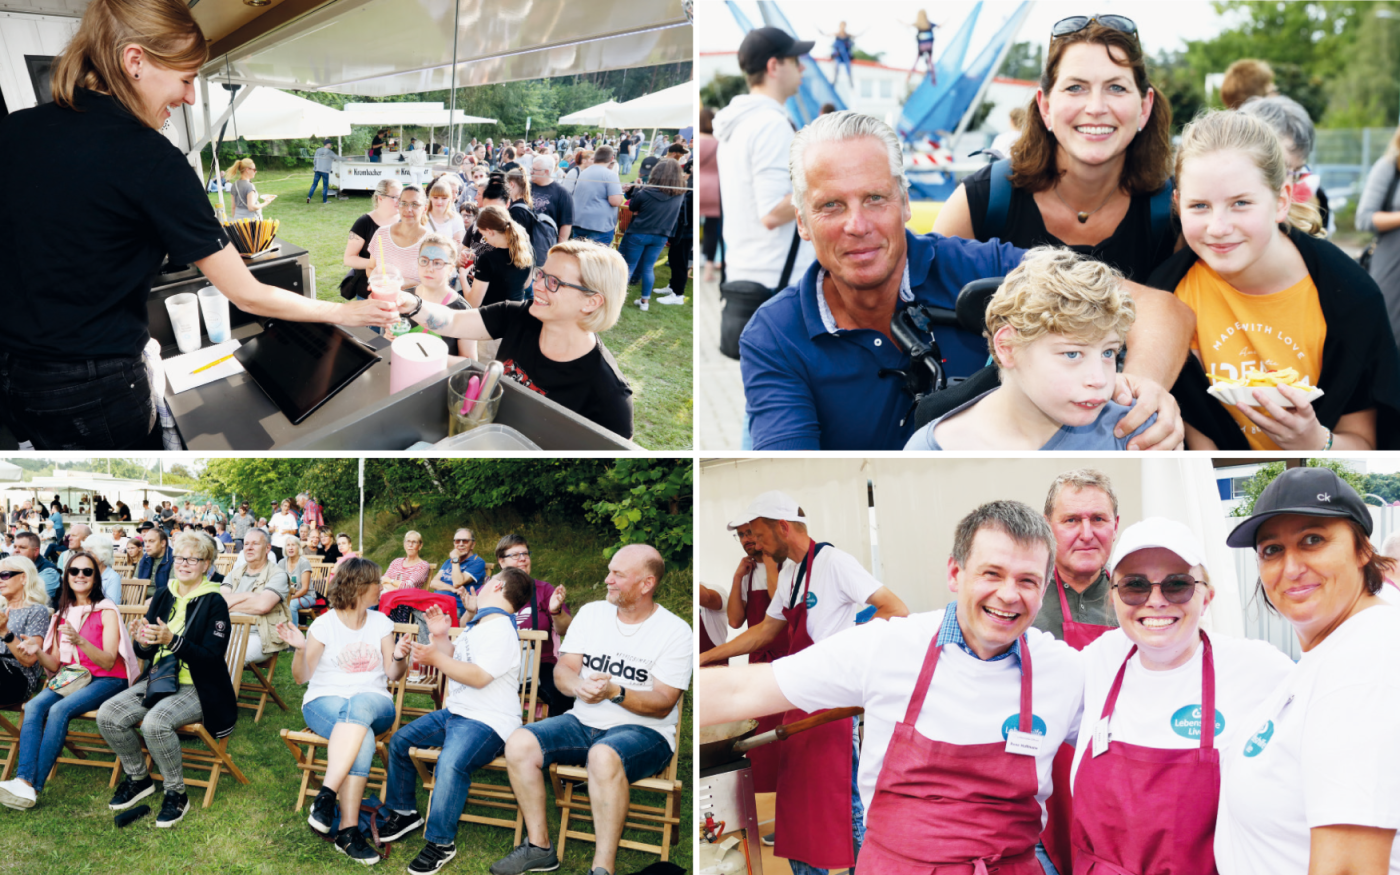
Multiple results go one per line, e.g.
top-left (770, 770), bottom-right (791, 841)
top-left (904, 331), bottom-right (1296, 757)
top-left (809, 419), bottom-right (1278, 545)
top-left (0, 353), bottom-right (157, 450)
top-left (619, 153), bottom-right (634, 176)
top-left (17, 677), bottom-right (128, 792)
top-left (618, 232), bottom-right (669, 300)
top-left (1035, 843), bottom-right (1061, 875)
top-left (524, 713), bottom-right (671, 783)
top-left (308, 171), bottom-right (332, 202)
top-left (370, 155), bottom-right (381, 163)
top-left (572, 226), bottom-right (616, 246)
top-left (290, 593), bottom-right (317, 612)
top-left (386, 710), bottom-right (504, 844)
top-left (303, 693), bottom-right (397, 777)
top-left (788, 721), bottom-right (865, 875)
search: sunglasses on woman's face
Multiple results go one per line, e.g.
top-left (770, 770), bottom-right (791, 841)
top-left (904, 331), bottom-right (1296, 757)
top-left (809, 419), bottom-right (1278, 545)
top-left (1051, 14), bottom-right (1138, 40)
top-left (0, 571), bottom-right (23, 581)
top-left (1112, 574), bottom-right (1201, 606)
top-left (68, 566), bottom-right (96, 578)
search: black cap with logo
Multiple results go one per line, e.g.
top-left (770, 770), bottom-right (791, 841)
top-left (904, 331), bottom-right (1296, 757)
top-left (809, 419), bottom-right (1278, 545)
top-left (1226, 467), bottom-right (1372, 548)
top-left (737, 26), bottom-right (815, 76)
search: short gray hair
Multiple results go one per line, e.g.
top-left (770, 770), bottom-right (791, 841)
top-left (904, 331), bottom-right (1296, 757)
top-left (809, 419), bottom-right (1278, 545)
top-left (82, 533), bottom-right (115, 568)
top-left (1044, 469), bottom-right (1120, 519)
top-left (790, 111), bottom-right (908, 216)
top-left (244, 528), bottom-right (271, 547)
top-left (1239, 95), bottom-right (1315, 162)
top-left (951, 501), bottom-right (1056, 583)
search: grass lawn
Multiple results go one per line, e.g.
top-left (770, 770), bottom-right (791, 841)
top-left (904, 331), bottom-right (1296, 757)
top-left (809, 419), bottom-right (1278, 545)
top-left (0, 508), bottom-right (694, 875)
top-left (208, 167), bottom-right (692, 450)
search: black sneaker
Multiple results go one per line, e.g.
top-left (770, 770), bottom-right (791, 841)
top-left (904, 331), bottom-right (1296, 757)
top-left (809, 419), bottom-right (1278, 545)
top-left (378, 809), bottom-right (423, 843)
top-left (155, 790), bottom-right (189, 828)
top-left (308, 785), bottom-right (337, 834)
top-left (108, 775), bottom-right (155, 811)
top-left (489, 841), bottom-right (560, 874)
top-left (335, 826), bottom-right (381, 866)
top-left (762, 832), bottom-right (775, 846)
top-left (408, 841), bottom-right (457, 874)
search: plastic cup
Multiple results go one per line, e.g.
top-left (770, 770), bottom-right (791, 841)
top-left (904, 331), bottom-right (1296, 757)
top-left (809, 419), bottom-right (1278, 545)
top-left (197, 286), bottom-right (231, 343)
top-left (447, 369), bottom-right (504, 436)
top-left (164, 293), bottom-right (202, 354)
top-left (368, 265), bottom-right (403, 305)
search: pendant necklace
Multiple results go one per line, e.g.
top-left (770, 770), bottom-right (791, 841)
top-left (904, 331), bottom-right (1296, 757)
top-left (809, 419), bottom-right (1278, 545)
top-left (1053, 183), bottom-right (1118, 224)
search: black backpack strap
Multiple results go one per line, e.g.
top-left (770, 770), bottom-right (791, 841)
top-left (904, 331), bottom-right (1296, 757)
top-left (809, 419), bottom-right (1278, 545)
top-left (983, 157), bottom-right (1014, 241)
top-left (777, 225), bottom-right (801, 291)
top-left (1149, 177), bottom-right (1175, 244)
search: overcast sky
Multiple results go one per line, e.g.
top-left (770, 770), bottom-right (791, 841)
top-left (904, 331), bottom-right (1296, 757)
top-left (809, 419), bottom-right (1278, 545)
top-left (696, 1), bottom-right (1240, 68)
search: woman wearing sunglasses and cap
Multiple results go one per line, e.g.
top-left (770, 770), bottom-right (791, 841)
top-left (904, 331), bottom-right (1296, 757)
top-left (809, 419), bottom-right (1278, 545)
top-left (929, 14), bottom-right (1193, 450)
top-left (1215, 467), bottom-right (1400, 875)
top-left (1069, 517), bottom-right (1293, 874)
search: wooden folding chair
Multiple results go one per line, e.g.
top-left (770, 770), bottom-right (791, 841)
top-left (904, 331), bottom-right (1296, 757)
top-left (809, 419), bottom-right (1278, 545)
top-left (300, 563), bottom-right (334, 625)
top-left (278, 622), bottom-right (416, 811)
top-left (214, 554), bottom-right (237, 576)
top-left (408, 629), bottom-right (548, 844)
top-left (238, 647), bottom-right (288, 723)
top-left (119, 578), bottom-right (150, 605)
top-left (550, 695), bottom-right (686, 862)
top-left (145, 616), bottom-right (255, 808)
top-left (0, 702), bottom-right (23, 781)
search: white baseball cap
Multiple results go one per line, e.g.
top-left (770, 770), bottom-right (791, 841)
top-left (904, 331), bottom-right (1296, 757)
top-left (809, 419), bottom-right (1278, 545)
top-left (1108, 517), bottom-right (1209, 575)
top-left (727, 491), bottom-right (807, 530)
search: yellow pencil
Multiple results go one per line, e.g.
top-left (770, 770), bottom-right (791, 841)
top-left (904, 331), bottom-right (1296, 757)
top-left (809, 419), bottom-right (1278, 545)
top-left (191, 353), bottom-right (236, 374)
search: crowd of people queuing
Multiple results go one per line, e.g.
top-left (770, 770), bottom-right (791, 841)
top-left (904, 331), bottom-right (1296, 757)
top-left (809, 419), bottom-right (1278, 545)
top-left (702, 19), bottom-right (1400, 453)
top-left (0, 484), bottom-right (691, 875)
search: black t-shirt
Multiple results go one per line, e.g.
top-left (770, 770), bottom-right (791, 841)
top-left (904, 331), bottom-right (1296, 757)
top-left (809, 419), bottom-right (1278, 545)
top-left (317, 543), bottom-right (341, 564)
top-left (1, 89), bottom-right (228, 360)
top-left (349, 213), bottom-right (384, 279)
top-left (371, 135), bottom-right (384, 157)
top-left (499, 161), bottom-right (521, 175)
top-left (638, 156), bottom-right (660, 182)
top-left (531, 181), bottom-right (574, 232)
top-left (473, 247), bottom-right (532, 306)
top-left (479, 301), bottom-right (633, 438)
top-left (962, 163), bottom-right (1178, 283)
top-left (618, 138), bottom-right (633, 157)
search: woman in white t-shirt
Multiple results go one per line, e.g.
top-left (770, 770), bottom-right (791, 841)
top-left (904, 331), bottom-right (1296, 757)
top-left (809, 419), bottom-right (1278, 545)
top-left (1215, 467), bottom-right (1400, 875)
top-left (267, 499), bottom-right (299, 562)
top-left (1070, 517), bottom-right (1294, 874)
top-left (276, 557), bottom-right (411, 865)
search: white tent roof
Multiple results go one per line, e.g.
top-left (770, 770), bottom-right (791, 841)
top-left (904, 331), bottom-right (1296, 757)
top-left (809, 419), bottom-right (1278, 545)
top-left (558, 100), bottom-right (622, 126)
top-left (202, 0), bottom-right (691, 98)
top-left (0, 460), bottom-right (20, 483)
top-left (193, 86), bottom-right (350, 141)
top-left (342, 103), bottom-right (495, 126)
top-left (599, 82), bottom-right (693, 129)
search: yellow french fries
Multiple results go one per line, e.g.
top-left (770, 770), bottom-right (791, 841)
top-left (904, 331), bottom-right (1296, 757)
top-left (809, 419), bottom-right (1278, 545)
top-left (1207, 367), bottom-right (1312, 389)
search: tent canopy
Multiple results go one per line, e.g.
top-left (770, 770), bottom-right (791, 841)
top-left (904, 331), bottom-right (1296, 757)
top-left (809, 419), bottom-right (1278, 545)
top-left (558, 99), bottom-right (622, 126)
top-left (193, 85), bottom-right (350, 141)
top-left (0, 461), bottom-right (20, 483)
top-left (599, 82), bottom-right (693, 129)
top-left (342, 102), bottom-right (496, 126)
top-left (203, 0), bottom-right (691, 98)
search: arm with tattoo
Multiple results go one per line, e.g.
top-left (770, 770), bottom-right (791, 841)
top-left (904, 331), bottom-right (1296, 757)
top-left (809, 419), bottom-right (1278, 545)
top-left (397, 293), bottom-right (495, 340)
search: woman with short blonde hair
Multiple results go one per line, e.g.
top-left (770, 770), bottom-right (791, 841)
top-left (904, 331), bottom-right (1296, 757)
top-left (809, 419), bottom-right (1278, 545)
top-left (394, 239), bottom-right (634, 438)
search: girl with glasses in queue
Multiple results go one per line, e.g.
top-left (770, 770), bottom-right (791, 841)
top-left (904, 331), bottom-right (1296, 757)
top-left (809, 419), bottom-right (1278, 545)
top-left (405, 234), bottom-right (477, 360)
top-left (1068, 518), bottom-right (1294, 874)
top-left (0, 550), bottom-right (137, 811)
top-left (930, 14), bottom-right (1194, 451)
top-left (395, 240), bottom-right (634, 439)
top-left (1215, 467), bottom-right (1400, 875)
top-left (0, 0), bottom-right (398, 450)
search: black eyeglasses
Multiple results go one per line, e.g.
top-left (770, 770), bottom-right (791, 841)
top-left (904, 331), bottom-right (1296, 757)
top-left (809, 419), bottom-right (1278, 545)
top-left (67, 566), bottom-right (96, 578)
top-left (502, 551), bottom-right (530, 560)
top-left (533, 268), bottom-right (595, 296)
top-left (1051, 14), bottom-right (1138, 40)
top-left (1113, 574), bottom-right (1202, 606)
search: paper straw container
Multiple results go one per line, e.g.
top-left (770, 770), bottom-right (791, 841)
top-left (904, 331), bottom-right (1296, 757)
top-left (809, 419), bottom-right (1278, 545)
top-left (388, 333), bottom-right (449, 394)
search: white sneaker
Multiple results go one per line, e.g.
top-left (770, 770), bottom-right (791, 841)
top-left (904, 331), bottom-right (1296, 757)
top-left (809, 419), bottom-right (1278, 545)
top-left (655, 293), bottom-right (686, 305)
top-left (637, 300), bottom-right (649, 312)
top-left (0, 778), bottom-right (36, 810)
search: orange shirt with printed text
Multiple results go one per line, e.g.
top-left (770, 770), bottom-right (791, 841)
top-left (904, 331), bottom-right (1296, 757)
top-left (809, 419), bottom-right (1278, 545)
top-left (1176, 261), bottom-right (1324, 451)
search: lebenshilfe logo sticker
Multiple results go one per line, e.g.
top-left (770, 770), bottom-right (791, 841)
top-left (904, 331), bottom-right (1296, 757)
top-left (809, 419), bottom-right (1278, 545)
top-left (1001, 714), bottom-right (1048, 739)
top-left (1171, 705), bottom-right (1225, 739)
top-left (1242, 720), bottom-right (1274, 757)
top-left (805, 591), bottom-right (818, 609)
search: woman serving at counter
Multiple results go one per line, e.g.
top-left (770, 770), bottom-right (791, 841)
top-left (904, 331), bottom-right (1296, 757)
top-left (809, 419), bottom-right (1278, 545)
top-left (0, 0), bottom-right (398, 450)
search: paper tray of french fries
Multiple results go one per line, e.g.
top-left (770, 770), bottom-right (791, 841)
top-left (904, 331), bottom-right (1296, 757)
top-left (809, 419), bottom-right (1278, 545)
top-left (1207, 368), bottom-right (1324, 408)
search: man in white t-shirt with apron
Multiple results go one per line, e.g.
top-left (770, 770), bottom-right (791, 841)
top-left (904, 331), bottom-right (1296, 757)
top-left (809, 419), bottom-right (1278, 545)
top-left (700, 491), bottom-right (909, 875)
top-left (701, 500), bottom-right (1085, 874)
top-left (492, 544), bottom-right (692, 875)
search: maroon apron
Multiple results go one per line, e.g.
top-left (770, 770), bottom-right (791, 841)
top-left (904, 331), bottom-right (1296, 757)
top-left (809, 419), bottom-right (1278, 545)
top-left (1043, 570), bottom-right (1116, 875)
top-left (1071, 634), bottom-right (1220, 875)
top-left (858, 631), bottom-right (1044, 875)
top-left (745, 563), bottom-right (787, 793)
top-left (774, 541), bottom-right (856, 871)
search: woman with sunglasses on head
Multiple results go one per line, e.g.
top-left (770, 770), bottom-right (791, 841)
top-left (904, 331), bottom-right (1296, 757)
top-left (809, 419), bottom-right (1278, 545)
top-left (396, 240), bottom-right (634, 439)
top-left (1069, 518), bottom-right (1293, 875)
top-left (0, 550), bottom-right (137, 811)
top-left (342, 177), bottom-right (403, 296)
top-left (1215, 468), bottom-right (1400, 875)
top-left (929, 15), bottom-right (1194, 451)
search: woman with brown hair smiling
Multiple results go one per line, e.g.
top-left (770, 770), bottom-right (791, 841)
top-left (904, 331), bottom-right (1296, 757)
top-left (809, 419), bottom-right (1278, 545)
top-left (1216, 467), bottom-right (1400, 874)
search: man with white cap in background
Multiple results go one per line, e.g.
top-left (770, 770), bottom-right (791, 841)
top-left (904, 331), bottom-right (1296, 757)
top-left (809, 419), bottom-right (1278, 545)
top-left (1068, 517), bottom-right (1293, 875)
top-left (700, 490), bottom-right (907, 875)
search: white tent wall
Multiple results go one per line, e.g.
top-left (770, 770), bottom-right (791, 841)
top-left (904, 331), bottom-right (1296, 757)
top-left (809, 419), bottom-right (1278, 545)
top-left (0, 9), bottom-right (77, 114)
top-left (598, 81), bottom-right (693, 129)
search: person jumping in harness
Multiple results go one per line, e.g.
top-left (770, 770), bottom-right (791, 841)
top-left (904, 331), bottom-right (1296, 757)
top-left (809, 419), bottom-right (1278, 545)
top-left (906, 10), bottom-right (938, 84)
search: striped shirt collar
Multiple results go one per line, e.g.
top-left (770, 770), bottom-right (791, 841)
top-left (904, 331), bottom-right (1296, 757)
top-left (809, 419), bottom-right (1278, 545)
top-left (936, 605), bottom-right (1022, 664)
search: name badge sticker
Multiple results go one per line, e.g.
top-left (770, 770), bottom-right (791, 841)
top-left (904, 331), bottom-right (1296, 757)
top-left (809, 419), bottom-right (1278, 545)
top-left (1005, 729), bottom-right (1042, 757)
top-left (1091, 717), bottom-right (1110, 758)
